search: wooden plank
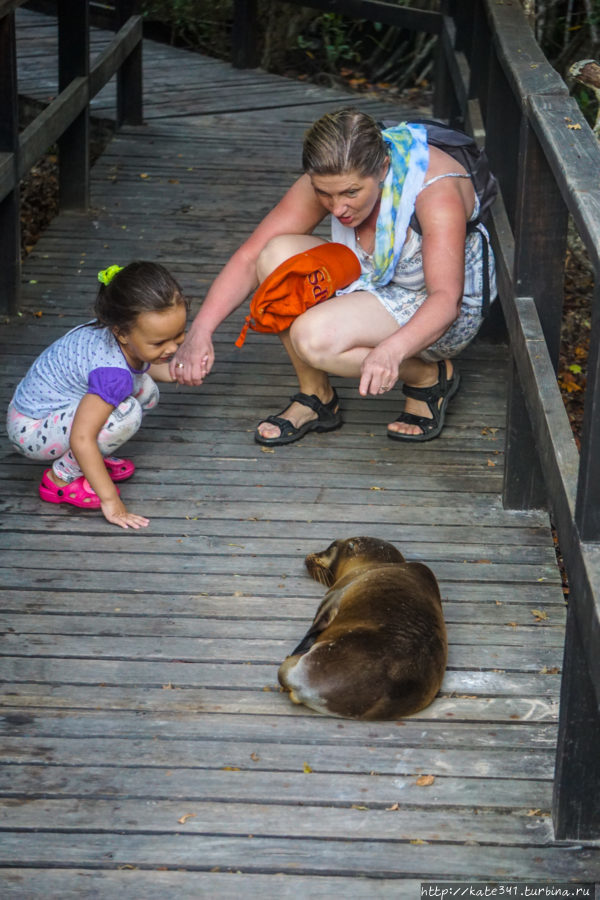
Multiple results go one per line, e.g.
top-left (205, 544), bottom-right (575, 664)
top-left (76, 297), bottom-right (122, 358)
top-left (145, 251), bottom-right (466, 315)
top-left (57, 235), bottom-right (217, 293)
top-left (0, 799), bottom-right (555, 843)
top-left (0, 870), bottom-right (420, 900)
top-left (0, 764), bottom-right (556, 809)
top-left (0, 832), bottom-right (598, 881)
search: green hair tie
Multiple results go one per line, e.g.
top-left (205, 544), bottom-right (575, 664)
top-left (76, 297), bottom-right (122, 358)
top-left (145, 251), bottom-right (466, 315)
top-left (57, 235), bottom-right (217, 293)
top-left (98, 265), bottom-right (124, 286)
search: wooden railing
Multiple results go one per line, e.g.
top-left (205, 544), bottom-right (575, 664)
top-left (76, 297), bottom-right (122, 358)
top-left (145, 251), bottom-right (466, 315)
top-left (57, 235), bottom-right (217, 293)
top-left (232, 0), bottom-right (600, 842)
top-left (0, 0), bottom-right (142, 314)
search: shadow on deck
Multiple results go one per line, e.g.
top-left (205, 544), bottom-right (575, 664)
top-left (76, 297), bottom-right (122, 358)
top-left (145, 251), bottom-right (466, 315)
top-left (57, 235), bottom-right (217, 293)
top-left (1, 8), bottom-right (597, 896)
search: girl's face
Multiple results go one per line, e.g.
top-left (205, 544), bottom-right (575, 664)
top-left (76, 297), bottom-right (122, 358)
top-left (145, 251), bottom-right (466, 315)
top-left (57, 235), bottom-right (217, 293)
top-left (310, 164), bottom-right (388, 229)
top-left (115, 301), bottom-right (187, 369)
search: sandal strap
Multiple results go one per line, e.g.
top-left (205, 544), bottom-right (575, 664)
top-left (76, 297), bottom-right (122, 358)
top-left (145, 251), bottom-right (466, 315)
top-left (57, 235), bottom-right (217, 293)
top-left (401, 361), bottom-right (448, 403)
top-left (290, 389), bottom-right (338, 423)
top-left (262, 414), bottom-right (298, 439)
top-left (393, 411), bottom-right (438, 432)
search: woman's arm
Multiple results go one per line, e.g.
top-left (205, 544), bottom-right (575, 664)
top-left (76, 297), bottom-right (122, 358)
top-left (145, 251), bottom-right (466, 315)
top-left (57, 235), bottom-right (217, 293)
top-left (171, 174), bottom-right (327, 385)
top-left (70, 393), bottom-right (149, 529)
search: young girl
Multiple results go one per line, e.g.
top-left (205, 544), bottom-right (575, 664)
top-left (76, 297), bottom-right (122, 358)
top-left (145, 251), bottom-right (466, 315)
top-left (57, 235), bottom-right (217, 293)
top-left (6, 261), bottom-right (189, 530)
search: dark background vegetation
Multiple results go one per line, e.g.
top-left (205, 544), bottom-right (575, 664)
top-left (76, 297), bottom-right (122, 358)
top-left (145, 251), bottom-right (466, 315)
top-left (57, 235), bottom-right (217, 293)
top-left (19, 0), bottom-right (600, 442)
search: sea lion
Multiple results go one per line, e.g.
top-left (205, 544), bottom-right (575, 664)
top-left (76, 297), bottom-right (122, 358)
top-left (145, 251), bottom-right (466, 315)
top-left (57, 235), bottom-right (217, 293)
top-left (278, 536), bottom-right (447, 720)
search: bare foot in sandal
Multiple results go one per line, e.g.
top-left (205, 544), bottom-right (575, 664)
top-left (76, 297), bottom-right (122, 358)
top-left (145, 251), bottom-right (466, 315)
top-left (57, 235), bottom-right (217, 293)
top-left (387, 360), bottom-right (460, 442)
top-left (255, 389), bottom-right (342, 446)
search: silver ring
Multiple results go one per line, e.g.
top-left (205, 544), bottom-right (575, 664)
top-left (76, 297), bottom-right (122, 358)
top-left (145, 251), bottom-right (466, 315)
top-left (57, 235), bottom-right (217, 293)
top-left (175, 362), bottom-right (185, 369)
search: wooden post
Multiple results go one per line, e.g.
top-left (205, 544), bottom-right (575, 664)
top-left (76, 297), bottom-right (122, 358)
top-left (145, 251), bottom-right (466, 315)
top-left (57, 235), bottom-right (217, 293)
top-left (116, 0), bottom-right (143, 126)
top-left (0, 10), bottom-right (20, 315)
top-left (432, 24), bottom-right (452, 121)
top-left (513, 118), bottom-right (568, 367)
top-left (552, 603), bottom-right (600, 839)
top-left (57, 0), bottom-right (90, 210)
top-left (502, 117), bottom-right (567, 510)
top-left (576, 282), bottom-right (600, 540)
top-left (469, 0), bottom-right (491, 118)
top-left (231, 0), bottom-right (258, 70)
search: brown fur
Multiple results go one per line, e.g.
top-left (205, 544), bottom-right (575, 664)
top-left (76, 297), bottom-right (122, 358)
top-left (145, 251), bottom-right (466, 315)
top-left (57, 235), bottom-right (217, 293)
top-left (278, 537), bottom-right (447, 720)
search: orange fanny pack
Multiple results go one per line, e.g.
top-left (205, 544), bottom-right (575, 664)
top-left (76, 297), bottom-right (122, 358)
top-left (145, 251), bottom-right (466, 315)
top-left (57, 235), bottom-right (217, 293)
top-left (235, 242), bottom-right (361, 348)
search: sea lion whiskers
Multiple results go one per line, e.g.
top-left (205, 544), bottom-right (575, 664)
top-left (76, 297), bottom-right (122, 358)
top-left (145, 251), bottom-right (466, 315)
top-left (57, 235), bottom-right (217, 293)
top-left (305, 553), bottom-right (334, 587)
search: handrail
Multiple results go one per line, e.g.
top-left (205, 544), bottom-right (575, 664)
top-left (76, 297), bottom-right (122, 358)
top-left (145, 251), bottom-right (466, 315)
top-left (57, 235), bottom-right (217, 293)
top-left (0, 0), bottom-right (143, 314)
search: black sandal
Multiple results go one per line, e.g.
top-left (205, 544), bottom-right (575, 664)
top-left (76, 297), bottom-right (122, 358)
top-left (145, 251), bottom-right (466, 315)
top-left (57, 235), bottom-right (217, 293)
top-left (255, 389), bottom-right (343, 446)
top-left (388, 361), bottom-right (460, 443)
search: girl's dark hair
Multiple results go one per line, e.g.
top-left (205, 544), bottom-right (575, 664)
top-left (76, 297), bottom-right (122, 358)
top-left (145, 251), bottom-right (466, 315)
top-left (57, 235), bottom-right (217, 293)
top-left (302, 107), bottom-right (388, 178)
top-left (94, 261), bottom-right (188, 332)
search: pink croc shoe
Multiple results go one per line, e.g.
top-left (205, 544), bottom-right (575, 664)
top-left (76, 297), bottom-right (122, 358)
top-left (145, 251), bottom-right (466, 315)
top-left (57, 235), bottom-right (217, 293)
top-left (38, 469), bottom-right (118, 509)
top-left (104, 456), bottom-right (135, 482)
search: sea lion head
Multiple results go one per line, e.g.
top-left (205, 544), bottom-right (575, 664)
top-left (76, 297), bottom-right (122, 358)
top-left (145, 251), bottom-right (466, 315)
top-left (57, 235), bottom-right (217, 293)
top-left (305, 536), bottom-right (406, 587)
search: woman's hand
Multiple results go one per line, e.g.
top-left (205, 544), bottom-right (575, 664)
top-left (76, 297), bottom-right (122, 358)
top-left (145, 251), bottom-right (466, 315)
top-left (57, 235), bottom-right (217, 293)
top-left (101, 496), bottom-right (150, 530)
top-left (170, 326), bottom-right (214, 386)
top-left (359, 341), bottom-right (401, 397)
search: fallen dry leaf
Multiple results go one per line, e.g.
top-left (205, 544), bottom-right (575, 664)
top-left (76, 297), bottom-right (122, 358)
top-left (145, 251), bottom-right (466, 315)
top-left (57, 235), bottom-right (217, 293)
top-left (177, 813), bottom-right (197, 824)
top-left (416, 774), bottom-right (435, 787)
top-left (386, 802), bottom-right (400, 811)
top-left (302, 762), bottom-right (313, 774)
top-left (531, 609), bottom-right (548, 621)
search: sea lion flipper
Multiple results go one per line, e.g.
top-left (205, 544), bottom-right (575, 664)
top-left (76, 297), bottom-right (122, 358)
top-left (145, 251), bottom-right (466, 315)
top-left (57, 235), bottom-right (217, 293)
top-left (289, 587), bottom-right (343, 655)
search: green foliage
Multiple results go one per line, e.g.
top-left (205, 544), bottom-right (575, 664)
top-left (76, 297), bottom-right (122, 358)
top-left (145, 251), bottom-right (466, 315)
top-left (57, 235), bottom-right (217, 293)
top-left (139, 0), bottom-right (232, 56)
top-left (296, 13), bottom-right (363, 73)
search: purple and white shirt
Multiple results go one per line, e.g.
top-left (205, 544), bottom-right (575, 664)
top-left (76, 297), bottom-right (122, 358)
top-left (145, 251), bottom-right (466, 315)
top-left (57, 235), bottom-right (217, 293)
top-left (11, 321), bottom-right (149, 418)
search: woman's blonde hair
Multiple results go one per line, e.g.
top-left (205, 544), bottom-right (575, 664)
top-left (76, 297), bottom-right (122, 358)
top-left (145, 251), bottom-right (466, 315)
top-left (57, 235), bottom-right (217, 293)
top-left (302, 108), bottom-right (388, 178)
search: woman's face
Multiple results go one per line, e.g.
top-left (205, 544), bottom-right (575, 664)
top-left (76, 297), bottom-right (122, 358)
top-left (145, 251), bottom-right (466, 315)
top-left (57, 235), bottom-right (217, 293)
top-left (310, 165), bottom-right (387, 229)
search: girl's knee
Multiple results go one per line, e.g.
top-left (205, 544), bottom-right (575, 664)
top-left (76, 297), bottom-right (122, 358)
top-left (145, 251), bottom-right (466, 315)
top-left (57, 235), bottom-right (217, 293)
top-left (98, 396), bottom-right (143, 451)
top-left (135, 375), bottom-right (159, 412)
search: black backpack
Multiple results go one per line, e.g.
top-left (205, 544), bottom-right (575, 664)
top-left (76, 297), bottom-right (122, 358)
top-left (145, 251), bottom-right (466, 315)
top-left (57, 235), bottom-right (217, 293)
top-left (379, 117), bottom-right (498, 233)
top-left (379, 118), bottom-right (498, 315)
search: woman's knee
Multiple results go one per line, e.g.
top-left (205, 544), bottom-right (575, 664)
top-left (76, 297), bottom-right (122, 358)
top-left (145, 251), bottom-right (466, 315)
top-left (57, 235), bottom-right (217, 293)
top-left (256, 234), bottom-right (324, 283)
top-left (290, 312), bottom-right (338, 367)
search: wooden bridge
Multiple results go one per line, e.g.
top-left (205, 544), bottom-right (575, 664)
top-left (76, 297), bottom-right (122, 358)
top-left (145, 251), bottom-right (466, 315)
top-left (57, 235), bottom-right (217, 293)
top-left (1, 1), bottom-right (599, 894)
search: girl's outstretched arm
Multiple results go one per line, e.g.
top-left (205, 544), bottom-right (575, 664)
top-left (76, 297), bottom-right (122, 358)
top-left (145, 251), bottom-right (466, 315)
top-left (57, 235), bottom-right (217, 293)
top-left (70, 393), bottom-right (150, 529)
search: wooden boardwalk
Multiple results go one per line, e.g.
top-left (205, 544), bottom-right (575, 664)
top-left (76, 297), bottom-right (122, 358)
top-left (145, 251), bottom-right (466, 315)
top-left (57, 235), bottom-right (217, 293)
top-left (1, 8), bottom-right (598, 896)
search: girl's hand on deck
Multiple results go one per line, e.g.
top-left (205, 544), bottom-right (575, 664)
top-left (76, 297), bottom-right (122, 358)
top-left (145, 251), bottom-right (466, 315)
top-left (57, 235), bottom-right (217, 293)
top-left (101, 497), bottom-right (150, 530)
top-left (170, 327), bottom-right (214, 385)
top-left (359, 344), bottom-right (400, 397)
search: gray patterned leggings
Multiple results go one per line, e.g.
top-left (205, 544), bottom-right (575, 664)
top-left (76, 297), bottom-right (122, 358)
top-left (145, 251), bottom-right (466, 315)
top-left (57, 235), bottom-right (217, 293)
top-left (6, 374), bottom-right (159, 482)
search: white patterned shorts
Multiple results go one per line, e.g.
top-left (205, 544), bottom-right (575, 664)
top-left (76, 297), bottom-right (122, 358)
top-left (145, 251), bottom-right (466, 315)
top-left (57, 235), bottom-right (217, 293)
top-left (366, 226), bottom-right (496, 362)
